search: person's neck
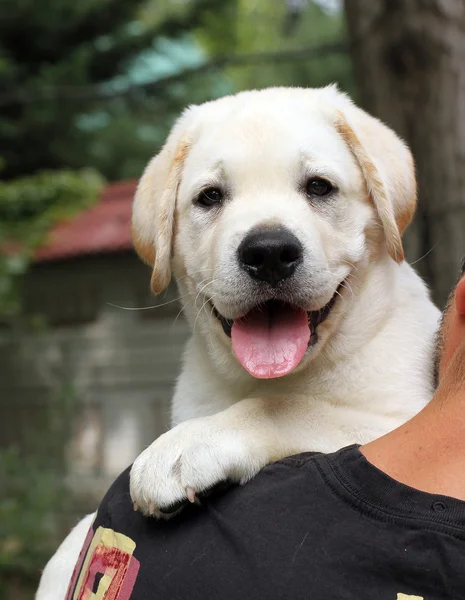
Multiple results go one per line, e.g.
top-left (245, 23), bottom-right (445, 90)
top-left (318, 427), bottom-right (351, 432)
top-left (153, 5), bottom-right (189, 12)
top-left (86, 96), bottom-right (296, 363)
top-left (361, 371), bottom-right (465, 501)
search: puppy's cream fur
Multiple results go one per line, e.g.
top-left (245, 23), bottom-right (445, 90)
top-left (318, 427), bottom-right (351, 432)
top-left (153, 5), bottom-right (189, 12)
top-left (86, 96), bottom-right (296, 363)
top-left (36, 86), bottom-right (439, 599)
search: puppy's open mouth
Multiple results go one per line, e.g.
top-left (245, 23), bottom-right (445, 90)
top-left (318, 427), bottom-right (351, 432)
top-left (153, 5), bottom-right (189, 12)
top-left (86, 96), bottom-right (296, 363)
top-left (212, 283), bottom-right (343, 380)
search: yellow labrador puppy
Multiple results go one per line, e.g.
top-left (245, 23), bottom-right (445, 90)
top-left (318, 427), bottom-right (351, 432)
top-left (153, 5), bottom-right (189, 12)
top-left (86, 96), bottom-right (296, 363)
top-left (36, 86), bottom-right (439, 599)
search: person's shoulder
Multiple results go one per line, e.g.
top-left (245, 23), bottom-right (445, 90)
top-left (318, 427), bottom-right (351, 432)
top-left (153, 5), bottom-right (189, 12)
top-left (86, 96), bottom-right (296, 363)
top-left (237, 444), bottom-right (362, 505)
top-left (103, 464), bottom-right (132, 505)
top-left (93, 445), bottom-right (359, 529)
top-left (225, 446), bottom-right (353, 502)
top-left (260, 446), bottom-right (349, 475)
top-left (97, 447), bottom-right (350, 510)
top-left (274, 451), bottom-right (325, 468)
top-left (108, 465), bottom-right (132, 496)
top-left (93, 465), bottom-right (133, 528)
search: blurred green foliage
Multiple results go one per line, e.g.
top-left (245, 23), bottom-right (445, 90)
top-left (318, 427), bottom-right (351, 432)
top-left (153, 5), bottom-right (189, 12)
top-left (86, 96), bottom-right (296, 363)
top-left (0, 0), bottom-right (221, 179)
top-left (0, 169), bottom-right (103, 320)
top-left (200, 0), bottom-right (352, 93)
top-left (0, 0), bottom-right (350, 182)
top-left (0, 382), bottom-right (78, 599)
top-left (94, 0), bottom-right (351, 179)
top-left (0, 449), bottom-right (68, 574)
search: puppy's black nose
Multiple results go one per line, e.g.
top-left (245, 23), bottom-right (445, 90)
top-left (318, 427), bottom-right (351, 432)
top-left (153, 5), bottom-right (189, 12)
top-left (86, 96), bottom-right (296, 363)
top-left (238, 227), bottom-right (303, 286)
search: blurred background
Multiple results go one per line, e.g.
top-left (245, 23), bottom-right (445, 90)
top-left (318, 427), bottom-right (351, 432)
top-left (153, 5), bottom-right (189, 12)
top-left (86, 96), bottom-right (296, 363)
top-left (1, 0), bottom-right (464, 597)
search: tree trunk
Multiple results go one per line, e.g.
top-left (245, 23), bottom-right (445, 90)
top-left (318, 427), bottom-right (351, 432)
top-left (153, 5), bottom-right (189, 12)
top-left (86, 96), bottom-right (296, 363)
top-left (344, 0), bottom-right (465, 306)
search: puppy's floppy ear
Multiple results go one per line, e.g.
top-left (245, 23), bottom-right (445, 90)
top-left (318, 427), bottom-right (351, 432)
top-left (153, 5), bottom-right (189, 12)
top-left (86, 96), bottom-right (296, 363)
top-left (328, 88), bottom-right (416, 263)
top-left (132, 111), bottom-right (194, 294)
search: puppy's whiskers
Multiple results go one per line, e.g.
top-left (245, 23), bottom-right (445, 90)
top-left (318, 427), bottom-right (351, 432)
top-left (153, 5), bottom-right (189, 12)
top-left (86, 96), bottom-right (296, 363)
top-left (340, 280), bottom-right (355, 305)
top-left (194, 278), bottom-right (216, 308)
top-left (107, 297), bottom-right (183, 311)
top-left (193, 290), bottom-right (220, 335)
top-left (172, 305), bottom-right (187, 329)
top-left (175, 269), bottom-right (213, 285)
top-left (108, 269), bottom-right (216, 312)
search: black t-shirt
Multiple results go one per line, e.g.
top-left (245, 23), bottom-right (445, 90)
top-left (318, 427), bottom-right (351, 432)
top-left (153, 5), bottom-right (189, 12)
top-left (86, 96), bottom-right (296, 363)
top-left (66, 445), bottom-right (465, 600)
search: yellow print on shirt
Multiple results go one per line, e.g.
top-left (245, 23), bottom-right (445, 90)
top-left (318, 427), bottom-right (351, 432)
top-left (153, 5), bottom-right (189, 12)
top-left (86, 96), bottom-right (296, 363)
top-left (397, 594), bottom-right (424, 599)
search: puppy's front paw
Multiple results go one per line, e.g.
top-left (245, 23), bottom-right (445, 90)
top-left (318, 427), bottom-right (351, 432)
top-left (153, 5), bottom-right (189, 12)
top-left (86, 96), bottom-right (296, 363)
top-left (129, 418), bottom-right (259, 519)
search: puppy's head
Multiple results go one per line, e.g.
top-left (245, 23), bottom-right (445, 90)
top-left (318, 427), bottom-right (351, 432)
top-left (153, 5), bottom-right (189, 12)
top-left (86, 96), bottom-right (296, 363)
top-left (133, 86), bottom-right (416, 380)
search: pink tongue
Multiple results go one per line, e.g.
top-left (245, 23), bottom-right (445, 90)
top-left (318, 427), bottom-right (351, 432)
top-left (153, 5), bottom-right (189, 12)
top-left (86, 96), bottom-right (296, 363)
top-left (231, 304), bottom-right (310, 379)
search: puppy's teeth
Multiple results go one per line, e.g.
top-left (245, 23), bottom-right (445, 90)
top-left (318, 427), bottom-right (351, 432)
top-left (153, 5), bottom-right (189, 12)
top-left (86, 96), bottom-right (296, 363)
top-left (186, 487), bottom-right (196, 503)
top-left (133, 501), bottom-right (139, 512)
top-left (148, 501), bottom-right (156, 515)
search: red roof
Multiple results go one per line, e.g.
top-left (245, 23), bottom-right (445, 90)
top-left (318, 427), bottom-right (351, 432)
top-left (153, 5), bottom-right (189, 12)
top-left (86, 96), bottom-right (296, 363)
top-left (34, 180), bottom-right (138, 262)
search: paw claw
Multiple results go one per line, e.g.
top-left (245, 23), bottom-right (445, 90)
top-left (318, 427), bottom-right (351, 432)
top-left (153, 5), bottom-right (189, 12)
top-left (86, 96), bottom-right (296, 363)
top-left (129, 421), bottom-right (246, 519)
top-left (186, 486), bottom-right (196, 504)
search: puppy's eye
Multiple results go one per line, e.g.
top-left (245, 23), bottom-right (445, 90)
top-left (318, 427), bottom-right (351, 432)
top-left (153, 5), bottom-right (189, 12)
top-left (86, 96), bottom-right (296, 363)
top-left (196, 187), bottom-right (223, 207)
top-left (306, 178), bottom-right (333, 197)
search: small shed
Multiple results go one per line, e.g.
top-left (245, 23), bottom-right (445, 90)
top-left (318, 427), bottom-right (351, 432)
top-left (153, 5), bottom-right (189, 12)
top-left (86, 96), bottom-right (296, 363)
top-left (0, 181), bottom-right (189, 497)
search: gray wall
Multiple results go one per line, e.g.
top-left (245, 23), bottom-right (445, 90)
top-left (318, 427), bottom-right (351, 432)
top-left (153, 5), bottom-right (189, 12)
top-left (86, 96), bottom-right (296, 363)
top-left (0, 252), bottom-right (189, 496)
